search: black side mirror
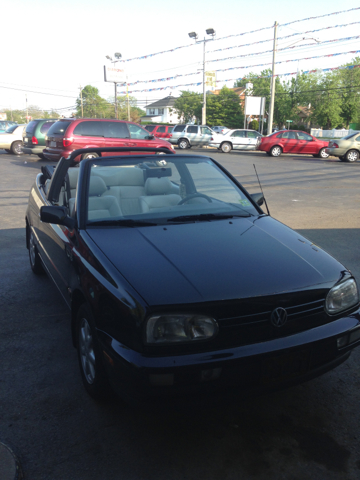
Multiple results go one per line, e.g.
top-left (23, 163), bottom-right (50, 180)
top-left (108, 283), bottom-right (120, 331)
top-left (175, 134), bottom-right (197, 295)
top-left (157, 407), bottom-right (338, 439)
top-left (250, 192), bottom-right (264, 207)
top-left (40, 205), bottom-right (76, 230)
top-left (147, 134), bottom-right (155, 140)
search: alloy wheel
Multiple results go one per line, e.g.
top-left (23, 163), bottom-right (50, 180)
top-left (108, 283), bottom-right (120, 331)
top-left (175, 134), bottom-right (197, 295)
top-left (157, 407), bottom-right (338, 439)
top-left (346, 150), bottom-right (359, 162)
top-left (79, 318), bottom-right (96, 384)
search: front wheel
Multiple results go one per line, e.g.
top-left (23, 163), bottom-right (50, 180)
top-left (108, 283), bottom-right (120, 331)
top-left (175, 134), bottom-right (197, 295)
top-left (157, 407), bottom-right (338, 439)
top-left (81, 152), bottom-right (99, 160)
top-left (221, 142), bottom-right (232, 154)
top-left (11, 141), bottom-right (23, 155)
top-left (29, 228), bottom-right (44, 274)
top-left (76, 304), bottom-right (113, 401)
top-left (178, 139), bottom-right (189, 150)
top-left (270, 145), bottom-right (282, 157)
top-left (345, 149), bottom-right (359, 163)
top-left (318, 148), bottom-right (329, 159)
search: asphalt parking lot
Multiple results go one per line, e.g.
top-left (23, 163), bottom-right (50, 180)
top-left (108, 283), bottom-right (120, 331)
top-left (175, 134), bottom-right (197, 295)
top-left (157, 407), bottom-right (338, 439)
top-left (1, 148), bottom-right (360, 480)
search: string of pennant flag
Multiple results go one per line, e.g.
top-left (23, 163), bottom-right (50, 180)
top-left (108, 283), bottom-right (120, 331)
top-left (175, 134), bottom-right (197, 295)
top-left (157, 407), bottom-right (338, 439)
top-left (118, 64), bottom-right (360, 94)
top-left (122, 49), bottom-right (360, 87)
top-left (119, 7), bottom-right (360, 63)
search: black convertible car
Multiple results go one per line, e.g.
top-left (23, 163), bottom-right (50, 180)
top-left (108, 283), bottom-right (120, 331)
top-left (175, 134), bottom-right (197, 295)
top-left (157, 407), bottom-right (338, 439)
top-left (26, 147), bottom-right (360, 403)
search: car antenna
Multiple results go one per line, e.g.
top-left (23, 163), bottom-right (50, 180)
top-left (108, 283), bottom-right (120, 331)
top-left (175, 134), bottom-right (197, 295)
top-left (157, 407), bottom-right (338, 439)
top-left (253, 164), bottom-right (270, 216)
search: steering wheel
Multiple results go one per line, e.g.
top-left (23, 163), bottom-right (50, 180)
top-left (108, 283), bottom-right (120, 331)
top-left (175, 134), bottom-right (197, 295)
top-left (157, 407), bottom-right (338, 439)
top-left (178, 193), bottom-right (212, 205)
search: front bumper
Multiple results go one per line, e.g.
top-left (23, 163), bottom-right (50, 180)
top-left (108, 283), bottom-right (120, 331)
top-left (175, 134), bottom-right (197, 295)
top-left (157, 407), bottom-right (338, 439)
top-left (99, 310), bottom-right (360, 404)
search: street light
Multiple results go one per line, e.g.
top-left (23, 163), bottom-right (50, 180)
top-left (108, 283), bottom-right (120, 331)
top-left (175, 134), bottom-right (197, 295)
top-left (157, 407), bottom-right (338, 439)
top-left (106, 53), bottom-right (122, 119)
top-left (188, 28), bottom-right (216, 125)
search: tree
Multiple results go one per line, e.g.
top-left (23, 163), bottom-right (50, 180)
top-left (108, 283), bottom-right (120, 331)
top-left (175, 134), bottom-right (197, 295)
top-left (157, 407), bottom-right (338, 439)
top-left (207, 86), bottom-right (244, 128)
top-left (76, 85), bottom-right (111, 118)
top-left (173, 91), bottom-right (202, 123)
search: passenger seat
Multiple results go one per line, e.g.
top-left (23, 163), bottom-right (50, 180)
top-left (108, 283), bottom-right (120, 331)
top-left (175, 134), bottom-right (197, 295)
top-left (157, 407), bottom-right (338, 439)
top-left (139, 178), bottom-right (181, 213)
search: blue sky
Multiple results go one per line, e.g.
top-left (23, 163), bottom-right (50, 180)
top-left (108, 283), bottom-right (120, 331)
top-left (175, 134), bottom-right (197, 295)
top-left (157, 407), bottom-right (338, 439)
top-left (1, 0), bottom-right (360, 114)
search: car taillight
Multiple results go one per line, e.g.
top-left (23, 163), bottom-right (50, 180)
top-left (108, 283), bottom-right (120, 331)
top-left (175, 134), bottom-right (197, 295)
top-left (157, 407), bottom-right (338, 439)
top-left (63, 137), bottom-right (74, 147)
top-left (211, 137), bottom-right (214, 141)
top-left (31, 136), bottom-right (38, 145)
top-left (332, 142), bottom-right (339, 148)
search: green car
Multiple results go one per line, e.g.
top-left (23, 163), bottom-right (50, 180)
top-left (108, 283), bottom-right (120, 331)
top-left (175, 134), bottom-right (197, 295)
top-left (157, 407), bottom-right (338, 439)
top-left (326, 132), bottom-right (360, 162)
top-left (22, 119), bottom-right (58, 159)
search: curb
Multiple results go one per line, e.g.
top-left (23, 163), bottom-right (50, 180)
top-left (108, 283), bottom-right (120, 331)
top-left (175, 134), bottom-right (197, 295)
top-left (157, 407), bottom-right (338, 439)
top-left (0, 442), bottom-right (23, 480)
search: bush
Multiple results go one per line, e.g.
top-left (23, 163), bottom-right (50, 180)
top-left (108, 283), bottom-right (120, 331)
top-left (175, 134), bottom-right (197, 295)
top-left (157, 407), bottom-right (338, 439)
top-left (249, 119), bottom-right (259, 131)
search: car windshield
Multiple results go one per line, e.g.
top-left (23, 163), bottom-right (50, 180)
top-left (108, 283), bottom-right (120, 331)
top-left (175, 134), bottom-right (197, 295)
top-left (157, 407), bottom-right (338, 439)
top-left (85, 155), bottom-right (259, 225)
top-left (5, 125), bottom-right (19, 133)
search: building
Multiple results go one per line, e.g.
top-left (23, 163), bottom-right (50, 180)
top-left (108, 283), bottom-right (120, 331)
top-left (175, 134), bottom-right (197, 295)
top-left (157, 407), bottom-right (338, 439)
top-left (141, 95), bottom-right (180, 124)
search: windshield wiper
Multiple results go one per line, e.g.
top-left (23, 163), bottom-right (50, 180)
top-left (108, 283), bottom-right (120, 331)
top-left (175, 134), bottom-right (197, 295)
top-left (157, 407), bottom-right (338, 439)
top-left (167, 213), bottom-right (251, 223)
top-left (88, 219), bottom-right (158, 227)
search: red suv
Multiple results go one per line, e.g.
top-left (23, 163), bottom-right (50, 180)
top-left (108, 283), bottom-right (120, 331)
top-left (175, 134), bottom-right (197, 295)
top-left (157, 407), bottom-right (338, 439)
top-left (144, 124), bottom-right (173, 139)
top-left (43, 119), bottom-right (175, 161)
top-left (259, 130), bottom-right (329, 158)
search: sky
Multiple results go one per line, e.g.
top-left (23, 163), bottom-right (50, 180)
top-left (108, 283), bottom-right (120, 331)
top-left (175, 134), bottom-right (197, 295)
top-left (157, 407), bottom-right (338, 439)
top-left (1, 0), bottom-right (360, 116)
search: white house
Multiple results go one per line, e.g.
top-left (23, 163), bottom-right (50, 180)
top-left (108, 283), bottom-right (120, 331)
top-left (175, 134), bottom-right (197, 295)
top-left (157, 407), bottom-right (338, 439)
top-left (141, 96), bottom-right (180, 124)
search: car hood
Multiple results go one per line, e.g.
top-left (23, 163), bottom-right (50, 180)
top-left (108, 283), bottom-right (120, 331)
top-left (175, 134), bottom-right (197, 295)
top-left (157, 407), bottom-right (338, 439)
top-left (87, 216), bottom-right (344, 306)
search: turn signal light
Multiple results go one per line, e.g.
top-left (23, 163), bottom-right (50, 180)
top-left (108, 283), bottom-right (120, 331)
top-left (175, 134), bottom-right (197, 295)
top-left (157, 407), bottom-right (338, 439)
top-left (31, 136), bottom-right (38, 145)
top-left (63, 137), bottom-right (74, 147)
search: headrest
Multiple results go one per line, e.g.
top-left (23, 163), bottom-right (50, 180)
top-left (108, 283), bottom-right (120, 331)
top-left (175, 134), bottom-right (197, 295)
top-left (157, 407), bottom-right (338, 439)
top-left (68, 167), bottom-right (79, 189)
top-left (118, 168), bottom-right (144, 186)
top-left (145, 177), bottom-right (172, 196)
top-left (89, 176), bottom-right (107, 197)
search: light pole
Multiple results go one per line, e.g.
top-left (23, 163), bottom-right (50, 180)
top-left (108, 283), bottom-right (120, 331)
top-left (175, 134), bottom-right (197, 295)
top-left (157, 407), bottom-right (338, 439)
top-left (106, 52), bottom-right (122, 119)
top-left (188, 28), bottom-right (215, 125)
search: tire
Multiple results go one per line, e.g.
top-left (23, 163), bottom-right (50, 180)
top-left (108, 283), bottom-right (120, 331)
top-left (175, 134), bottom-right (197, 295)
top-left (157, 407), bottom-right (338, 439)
top-left (76, 303), bottom-right (113, 401)
top-left (318, 148), bottom-right (329, 159)
top-left (81, 152), bottom-right (99, 160)
top-left (37, 153), bottom-right (45, 160)
top-left (344, 149), bottom-right (359, 163)
top-left (339, 155), bottom-right (346, 161)
top-left (221, 142), bottom-right (232, 154)
top-left (270, 145), bottom-right (282, 157)
top-left (11, 141), bottom-right (23, 155)
top-left (266, 151), bottom-right (271, 156)
top-left (4, 149), bottom-right (11, 153)
top-left (178, 139), bottom-right (189, 150)
top-left (28, 228), bottom-right (44, 275)
top-left (313, 154), bottom-right (319, 158)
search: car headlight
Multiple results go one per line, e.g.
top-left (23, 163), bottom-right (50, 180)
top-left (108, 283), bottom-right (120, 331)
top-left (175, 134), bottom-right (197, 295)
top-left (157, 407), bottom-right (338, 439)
top-left (145, 314), bottom-right (218, 344)
top-left (325, 278), bottom-right (359, 315)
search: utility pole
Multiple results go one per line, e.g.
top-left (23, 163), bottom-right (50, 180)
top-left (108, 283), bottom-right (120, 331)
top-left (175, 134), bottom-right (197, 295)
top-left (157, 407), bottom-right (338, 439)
top-left (26, 94), bottom-right (28, 123)
top-left (126, 77), bottom-right (130, 121)
top-left (202, 39), bottom-right (206, 125)
top-left (267, 21), bottom-right (278, 135)
top-left (114, 82), bottom-right (118, 119)
top-left (79, 86), bottom-right (84, 117)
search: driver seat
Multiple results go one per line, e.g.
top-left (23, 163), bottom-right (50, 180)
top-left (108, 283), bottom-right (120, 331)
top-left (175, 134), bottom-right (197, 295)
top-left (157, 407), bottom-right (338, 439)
top-left (139, 177), bottom-right (181, 213)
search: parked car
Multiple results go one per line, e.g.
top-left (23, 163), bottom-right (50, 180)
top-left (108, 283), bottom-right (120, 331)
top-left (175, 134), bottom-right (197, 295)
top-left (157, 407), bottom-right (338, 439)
top-left (169, 124), bottom-right (216, 149)
top-left (26, 146), bottom-right (360, 404)
top-left (0, 124), bottom-right (26, 154)
top-left (144, 124), bottom-right (173, 139)
top-left (325, 132), bottom-right (360, 162)
top-left (259, 130), bottom-right (330, 158)
top-left (22, 119), bottom-right (58, 159)
top-left (0, 121), bottom-right (17, 133)
top-left (212, 126), bottom-right (230, 135)
top-left (43, 118), bottom-right (175, 161)
top-left (209, 129), bottom-right (262, 153)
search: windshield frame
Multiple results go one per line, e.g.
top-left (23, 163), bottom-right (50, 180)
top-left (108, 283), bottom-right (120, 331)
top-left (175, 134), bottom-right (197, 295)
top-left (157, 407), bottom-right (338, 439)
top-left (77, 154), bottom-right (263, 229)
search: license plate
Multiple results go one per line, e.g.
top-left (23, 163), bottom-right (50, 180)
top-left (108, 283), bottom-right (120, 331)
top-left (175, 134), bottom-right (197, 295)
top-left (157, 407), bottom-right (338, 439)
top-left (50, 141), bottom-right (57, 147)
top-left (261, 350), bottom-right (310, 384)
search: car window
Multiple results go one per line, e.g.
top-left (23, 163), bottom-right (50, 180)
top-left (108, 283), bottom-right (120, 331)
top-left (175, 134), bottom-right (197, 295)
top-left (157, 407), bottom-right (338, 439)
top-left (5, 125), bottom-right (19, 133)
top-left (232, 131), bottom-right (246, 138)
top-left (167, 126), bottom-right (174, 133)
top-left (47, 121), bottom-right (72, 136)
top-left (128, 124), bottom-right (150, 139)
top-left (246, 131), bottom-right (259, 138)
top-left (342, 133), bottom-right (358, 140)
top-left (280, 131), bottom-right (296, 139)
top-left (157, 126), bottom-right (166, 133)
top-left (103, 122), bottom-right (130, 138)
top-left (356, 135), bottom-right (360, 142)
top-left (187, 126), bottom-right (198, 134)
top-left (85, 156), bottom-right (258, 225)
top-left (297, 132), bottom-right (312, 141)
top-left (0, 122), bottom-right (6, 130)
top-left (173, 125), bottom-right (186, 132)
top-left (145, 125), bottom-right (155, 132)
top-left (25, 121), bottom-right (38, 135)
top-left (73, 121), bottom-right (104, 137)
top-left (201, 127), bottom-right (212, 135)
top-left (40, 122), bottom-right (56, 134)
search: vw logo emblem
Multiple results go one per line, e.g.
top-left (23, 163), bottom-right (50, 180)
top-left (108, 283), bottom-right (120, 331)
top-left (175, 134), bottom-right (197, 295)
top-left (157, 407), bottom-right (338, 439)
top-left (270, 307), bottom-right (288, 327)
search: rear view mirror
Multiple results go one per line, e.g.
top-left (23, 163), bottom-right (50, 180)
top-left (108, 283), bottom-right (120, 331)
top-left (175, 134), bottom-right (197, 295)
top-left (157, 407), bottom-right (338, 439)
top-left (40, 205), bottom-right (76, 230)
top-left (147, 134), bottom-right (155, 140)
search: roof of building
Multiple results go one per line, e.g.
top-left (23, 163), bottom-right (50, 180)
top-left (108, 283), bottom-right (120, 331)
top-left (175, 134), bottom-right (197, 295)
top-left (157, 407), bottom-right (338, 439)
top-left (211, 87), bottom-right (246, 96)
top-left (146, 96), bottom-right (178, 109)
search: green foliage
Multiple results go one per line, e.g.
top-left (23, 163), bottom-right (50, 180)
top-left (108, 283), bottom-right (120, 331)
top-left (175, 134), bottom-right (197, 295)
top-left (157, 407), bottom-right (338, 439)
top-left (249, 119), bottom-right (259, 131)
top-left (173, 91), bottom-right (202, 123)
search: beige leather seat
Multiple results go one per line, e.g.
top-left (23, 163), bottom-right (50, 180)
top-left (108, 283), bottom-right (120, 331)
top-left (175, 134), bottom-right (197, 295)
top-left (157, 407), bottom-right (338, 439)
top-left (87, 176), bottom-right (122, 220)
top-left (139, 177), bottom-right (181, 213)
